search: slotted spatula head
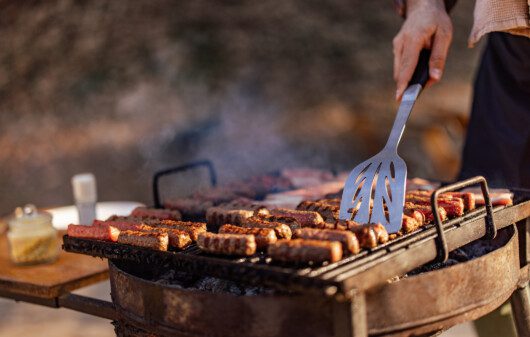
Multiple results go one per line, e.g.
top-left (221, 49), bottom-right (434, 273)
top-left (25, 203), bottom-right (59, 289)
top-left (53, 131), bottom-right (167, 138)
top-left (339, 49), bottom-right (431, 233)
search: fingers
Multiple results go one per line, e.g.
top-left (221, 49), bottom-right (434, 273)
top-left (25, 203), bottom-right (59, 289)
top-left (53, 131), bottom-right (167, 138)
top-left (393, 35), bottom-right (404, 82)
top-left (395, 38), bottom-right (422, 101)
top-left (429, 27), bottom-right (452, 82)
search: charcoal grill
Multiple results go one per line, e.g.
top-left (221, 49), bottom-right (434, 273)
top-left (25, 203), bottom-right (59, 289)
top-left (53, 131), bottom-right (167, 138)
top-left (3, 162), bottom-right (530, 337)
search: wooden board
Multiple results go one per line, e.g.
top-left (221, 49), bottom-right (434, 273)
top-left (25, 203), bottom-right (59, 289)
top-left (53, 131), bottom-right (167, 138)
top-left (0, 231), bottom-right (108, 298)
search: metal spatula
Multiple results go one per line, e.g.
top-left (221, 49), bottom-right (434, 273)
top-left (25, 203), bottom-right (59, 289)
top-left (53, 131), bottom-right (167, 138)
top-left (339, 49), bottom-right (431, 233)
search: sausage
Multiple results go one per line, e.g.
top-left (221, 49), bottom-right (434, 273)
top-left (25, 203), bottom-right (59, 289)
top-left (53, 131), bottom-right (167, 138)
top-left (142, 227), bottom-right (192, 249)
top-left (370, 223), bottom-right (389, 244)
top-left (293, 228), bottom-right (360, 254)
top-left (146, 220), bottom-right (207, 241)
top-left (351, 225), bottom-right (378, 249)
top-left (445, 192), bottom-right (475, 211)
top-left (206, 207), bottom-right (255, 226)
top-left (93, 219), bottom-right (144, 231)
top-left (405, 194), bottom-right (464, 217)
top-left (270, 208), bottom-right (324, 227)
top-left (296, 201), bottom-right (339, 222)
top-left (267, 239), bottom-right (343, 263)
top-left (67, 224), bottom-right (120, 242)
top-left (117, 230), bottom-right (169, 251)
top-left (401, 215), bottom-right (421, 234)
top-left (403, 209), bottom-right (425, 227)
top-left (404, 202), bottom-right (447, 223)
top-left (130, 207), bottom-right (182, 221)
top-left (197, 232), bottom-right (256, 256)
top-left (255, 214), bottom-right (301, 231)
top-left (219, 224), bottom-right (277, 249)
top-left (243, 217), bottom-right (292, 239)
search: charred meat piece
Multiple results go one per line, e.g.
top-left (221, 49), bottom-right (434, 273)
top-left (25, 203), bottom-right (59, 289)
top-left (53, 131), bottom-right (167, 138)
top-left (243, 217), bottom-right (292, 239)
top-left (296, 201), bottom-right (339, 222)
top-left (206, 208), bottom-right (255, 227)
top-left (370, 223), bottom-right (389, 244)
top-left (293, 228), bottom-right (360, 254)
top-left (255, 214), bottom-right (301, 231)
top-left (67, 224), bottom-right (120, 242)
top-left (219, 224), bottom-right (277, 249)
top-left (130, 207), bottom-right (182, 221)
top-left (406, 196), bottom-right (464, 218)
top-left (197, 232), bottom-right (256, 256)
top-left (93, 219), bottom-right (144, 231)
top-left (143, 228), bottom-right (192, 249)
top-left (270, 208), bottom-right (324, 228)
top-left (117, 230), bottom-right (169, 251)
top-left (268, 239), bottom-right (343, 264)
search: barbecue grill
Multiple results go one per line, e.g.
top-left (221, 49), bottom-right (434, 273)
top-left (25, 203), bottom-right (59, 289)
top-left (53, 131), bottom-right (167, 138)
top-left (3, 161), bottom-right (530, 337)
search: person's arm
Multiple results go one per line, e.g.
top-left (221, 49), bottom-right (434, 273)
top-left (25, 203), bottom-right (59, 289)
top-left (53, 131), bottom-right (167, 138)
top-left (393, 0), bottom-right (453, 100)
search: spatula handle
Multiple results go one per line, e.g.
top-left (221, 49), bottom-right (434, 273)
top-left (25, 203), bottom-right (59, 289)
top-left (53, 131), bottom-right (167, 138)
top-left (408, 49), bottom-right (431, 88)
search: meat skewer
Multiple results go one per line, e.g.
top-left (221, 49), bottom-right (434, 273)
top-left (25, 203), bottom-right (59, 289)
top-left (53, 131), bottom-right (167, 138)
top-left (197, 232), bottom-right (256, 256)
top-left (293, 228), bottom-right (360, 254)
top-left (219, 224), bottom-right (277, 249)
top-left (268, 239), bottom-right (343, 264)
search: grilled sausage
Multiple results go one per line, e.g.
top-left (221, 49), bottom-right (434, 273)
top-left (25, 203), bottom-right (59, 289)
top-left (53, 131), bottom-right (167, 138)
top-left (243, 217), bottom-right (292, 239)
top-left (404, 202), bottom-right (447, 223)
top-left (67, 224), bottom-right (120, 242)
top-left (351, 225), bottom-right (378, 249)
top-left (268, 239), bottom-right (343, 263)
top-left (401, 215), bottom-right (421, 233)
top-left (118, 230), bottom-right (169, 251)
top-left (255, 214), bottom-right (301, 231)
top-left (270, 208), bottom-right (324, 227)
top-left (293, 228), bottom-right (360, 254)
top-left (130, 207), bottom-right (182, 221)
top-left (403, 209), bottom-right (425, 227)
top-left (445, 192), bottom-right (475, 211)
top-left (296, 201), bottom-right (339, 222)
top-left (144, 220), bottom-right (207, 241)
top-left (197, 232), bottom-right (256, 256)
top-left (219, 224), bottom-right (277, 249)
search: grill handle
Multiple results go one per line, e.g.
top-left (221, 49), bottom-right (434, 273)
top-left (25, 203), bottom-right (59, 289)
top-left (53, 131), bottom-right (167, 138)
top-left (431, 176), bottom-right (496, 263)
top-left (152, 160), bottom-right (217, 208)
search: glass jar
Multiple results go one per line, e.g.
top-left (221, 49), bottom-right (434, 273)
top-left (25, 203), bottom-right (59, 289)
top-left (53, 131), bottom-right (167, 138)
top-left (7, 204), bottom-right (59, 265)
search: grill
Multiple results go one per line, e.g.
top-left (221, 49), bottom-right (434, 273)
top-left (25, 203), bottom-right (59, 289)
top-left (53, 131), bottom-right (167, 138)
top-left (63, 163), bottom-right (530, 296)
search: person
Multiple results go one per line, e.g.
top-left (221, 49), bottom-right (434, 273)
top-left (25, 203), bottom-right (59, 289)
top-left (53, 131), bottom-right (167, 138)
top-left (393, 0), bottom-right (530, 188)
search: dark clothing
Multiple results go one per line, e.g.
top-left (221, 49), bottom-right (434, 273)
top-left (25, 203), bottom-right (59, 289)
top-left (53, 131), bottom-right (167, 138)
top-left (459, 32), bottom-right (530, 188)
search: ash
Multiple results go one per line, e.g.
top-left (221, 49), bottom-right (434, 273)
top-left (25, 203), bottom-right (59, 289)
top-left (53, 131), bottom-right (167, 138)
top-left (153, 267), bottom-right (279, 296)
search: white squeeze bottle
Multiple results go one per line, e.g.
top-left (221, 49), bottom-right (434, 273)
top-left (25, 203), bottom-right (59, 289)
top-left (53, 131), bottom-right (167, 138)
top-left (72, 173), bottom-right (97, 225)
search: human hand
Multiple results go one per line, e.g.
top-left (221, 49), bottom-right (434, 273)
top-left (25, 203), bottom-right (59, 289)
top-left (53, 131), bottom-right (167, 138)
top-left (393, 0), bottom-right (453, 100)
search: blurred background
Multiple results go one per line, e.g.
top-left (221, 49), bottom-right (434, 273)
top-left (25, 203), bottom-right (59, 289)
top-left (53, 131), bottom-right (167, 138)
top-left (0, 1), bottom-right (485, 336)
top-left (0, 0), bottom-right (482, 216)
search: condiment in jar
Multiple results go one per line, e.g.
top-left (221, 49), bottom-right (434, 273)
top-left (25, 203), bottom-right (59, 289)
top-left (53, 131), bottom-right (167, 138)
top-left (7, 204), bottom-right (59, 265)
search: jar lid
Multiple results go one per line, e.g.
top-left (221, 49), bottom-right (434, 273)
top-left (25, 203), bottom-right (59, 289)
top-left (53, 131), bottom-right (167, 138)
top-left (8, 204), bottom-right (52, 229)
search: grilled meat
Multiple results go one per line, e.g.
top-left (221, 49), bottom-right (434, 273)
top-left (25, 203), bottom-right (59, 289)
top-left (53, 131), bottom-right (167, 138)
top-left (267, 239), bottom-right (343, 263)
top-left (146, 220), bottom-right (207, 241)
top-left (243, 217), bottom-right (292, 239)
top-left (67, 224), bottom-right (120, 242)
top-left (351, 225), bottom-right (378, 249)
top-left (219, 224), bottom-right (277, 249)
top-left (444, 192), bottom-right (476, 211)
top-left (401, 215), bottom-right (421, 234)
top-left (404, 202), bottom-right (447, 223)
top-left (130, 207), bottom-right (182, 221)
top-left (255, 214), bottom-right (301, 231)
top-left (197, 232), bottom-right (256, 256)
top-left (117, 230), bottom-right (169, 251)
top-left (270, 208), bottom-right (324, 227)
top-left (296, 200), bottom-right (339, 222)
top-left (293, 228), bottom-right (360, 254)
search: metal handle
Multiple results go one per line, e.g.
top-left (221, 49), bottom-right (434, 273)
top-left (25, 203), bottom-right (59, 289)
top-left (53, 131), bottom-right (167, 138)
top-left (408, 48), bottom-right (431, 88)
top-left (152, 160), bottom-right (217, 208)
top-left (431, 176), bottom-right (496, 263)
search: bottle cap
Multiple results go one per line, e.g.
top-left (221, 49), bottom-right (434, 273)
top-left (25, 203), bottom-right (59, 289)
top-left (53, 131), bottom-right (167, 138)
top-left (72, 173), bottom-right (97, 203)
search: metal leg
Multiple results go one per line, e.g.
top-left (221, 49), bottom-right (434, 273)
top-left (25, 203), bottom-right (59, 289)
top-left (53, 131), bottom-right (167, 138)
top-left (510, 283), bottom-right (530, 337)
top-left (333, 292), bottom-right (367, 337)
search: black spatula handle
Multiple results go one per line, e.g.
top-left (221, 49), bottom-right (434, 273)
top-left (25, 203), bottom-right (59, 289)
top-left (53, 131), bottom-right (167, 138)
top-left (408, 48), bottom-right (431, 87)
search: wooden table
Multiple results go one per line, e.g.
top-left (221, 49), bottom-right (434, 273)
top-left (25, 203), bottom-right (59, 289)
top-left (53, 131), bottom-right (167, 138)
top-left (0, 231), bottom-right (116, 320)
